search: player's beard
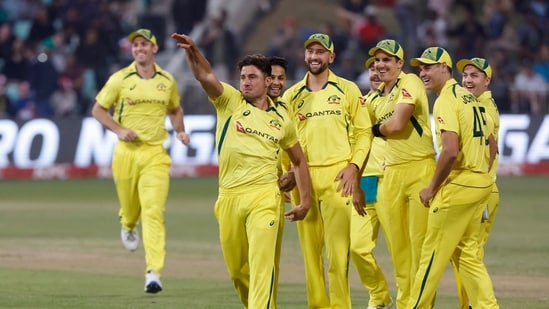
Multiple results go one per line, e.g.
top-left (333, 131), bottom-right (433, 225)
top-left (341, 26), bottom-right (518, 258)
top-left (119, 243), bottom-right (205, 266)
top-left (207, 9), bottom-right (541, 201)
top-left (307, 61), bottom-right (329, 75)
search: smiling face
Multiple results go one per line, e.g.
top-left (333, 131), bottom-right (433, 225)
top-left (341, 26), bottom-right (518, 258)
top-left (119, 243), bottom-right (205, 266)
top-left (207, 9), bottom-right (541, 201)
top-left (268, 64), bottom-right (286, 99)
top-left (373, 50), bottom-right (403, 84)
top-left (131, 36), bottom-right (158, 65)
top-left (368, 65), bottom-right (382, 90)
top-left (304, 43), bottom-right (334, 75)
top-left (239, 65), bottom-right (271, 102)
top-left (461, 65), bottom-right (490, 97)
top-left (418, 62), bottom-right (449, 94)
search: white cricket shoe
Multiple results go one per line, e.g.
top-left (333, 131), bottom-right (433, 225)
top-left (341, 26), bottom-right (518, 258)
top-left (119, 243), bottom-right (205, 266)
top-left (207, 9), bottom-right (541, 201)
top-left (120, 227), bottom-right (139, 252)
top-left (144, 270), bottom-right (163, 294)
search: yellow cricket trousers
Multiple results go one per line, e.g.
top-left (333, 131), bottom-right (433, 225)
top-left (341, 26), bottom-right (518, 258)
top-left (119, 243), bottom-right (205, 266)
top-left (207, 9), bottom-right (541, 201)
top-left (296, 161), bottom-right (352, 309)
top-left (215, 183), bottom-right (281, 309)
top-left (351, 175), bottom-right (391, 307)
top-left (377, 158), bottom-right (435, 309)
top-left (454, 182), bottom-right (500, 309)
top-left (112, 142), bottom-right (171, 275)
top-left (408, 180), bottom-right (498, 309)
top-left (272, 194), bottom-right (286, 309)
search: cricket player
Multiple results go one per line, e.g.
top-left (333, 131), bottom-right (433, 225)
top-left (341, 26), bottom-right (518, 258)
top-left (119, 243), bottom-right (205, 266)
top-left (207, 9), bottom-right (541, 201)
top-left (351, 56), bottom-right (392, 309)
top-left (367, 39), bottom-right (436, 309)
top-left (453, 57), bottom-right (500, 309)
top-left (408, 47), bottom-right (499, 309)
top-left (171, 32), bottom-right (312, 309)
top-left (282, 33), bottom-right (372, 309)
top-left (92, 28), bottom-right (190, 293)
top-left (267, 55), bottom-right (295, 309)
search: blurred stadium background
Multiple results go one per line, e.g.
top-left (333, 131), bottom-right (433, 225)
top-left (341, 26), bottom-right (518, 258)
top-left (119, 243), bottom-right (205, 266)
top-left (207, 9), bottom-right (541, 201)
top-left (0, 0), bottom-right (548, 179)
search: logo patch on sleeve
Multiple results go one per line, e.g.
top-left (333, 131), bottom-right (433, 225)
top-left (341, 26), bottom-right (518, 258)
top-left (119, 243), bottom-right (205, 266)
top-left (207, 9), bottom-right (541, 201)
top-left (437, 116), bottom-right (445, 124)
top-left (401, 88), bottom-right (411, 98)
top-left (236, 121), bottom-right (245, 133)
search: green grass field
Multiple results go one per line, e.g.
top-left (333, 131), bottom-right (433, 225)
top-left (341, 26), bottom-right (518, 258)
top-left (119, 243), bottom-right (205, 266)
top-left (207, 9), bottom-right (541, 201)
top-left (1, 176), bottom-right (548, 308)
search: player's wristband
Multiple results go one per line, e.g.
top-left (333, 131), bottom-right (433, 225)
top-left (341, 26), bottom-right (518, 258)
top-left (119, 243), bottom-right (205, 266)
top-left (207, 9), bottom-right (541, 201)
top-left (372, 123), bottom-right (385, 137)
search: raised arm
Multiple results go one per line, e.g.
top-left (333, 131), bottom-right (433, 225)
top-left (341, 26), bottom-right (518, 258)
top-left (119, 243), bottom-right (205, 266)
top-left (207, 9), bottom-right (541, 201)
top-left (171, 33), bottom-right (224, 99)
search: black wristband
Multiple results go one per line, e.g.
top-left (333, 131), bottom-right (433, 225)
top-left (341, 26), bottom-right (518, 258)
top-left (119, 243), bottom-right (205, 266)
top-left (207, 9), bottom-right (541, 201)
top-left (372, 123), bottom-right (385, 137)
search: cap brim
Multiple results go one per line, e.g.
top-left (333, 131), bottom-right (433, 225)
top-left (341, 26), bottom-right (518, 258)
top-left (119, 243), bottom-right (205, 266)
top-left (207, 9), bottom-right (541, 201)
top-left (456, 59), bottom-right (475, 72)
top-left (410, 58), bottom-right (439, 67)
top-left (128, 32), bottom-right (156, 45)
top-left (368, 46), bottom-right (380, 56)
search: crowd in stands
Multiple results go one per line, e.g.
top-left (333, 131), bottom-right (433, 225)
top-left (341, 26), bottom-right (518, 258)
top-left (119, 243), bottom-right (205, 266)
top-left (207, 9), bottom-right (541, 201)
top-left (0, 0), bottom-right (548, 120)
top-left (0, 0), bottom-right (143, 119)
top-left (265, 0), bottom-right (549, 115)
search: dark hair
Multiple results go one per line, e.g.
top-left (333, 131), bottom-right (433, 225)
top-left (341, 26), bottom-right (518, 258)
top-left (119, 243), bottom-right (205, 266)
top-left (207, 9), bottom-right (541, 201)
top-left (238, 54), bottom-right (272, 76)
top-left (269, 56), bottom-right (288, 73)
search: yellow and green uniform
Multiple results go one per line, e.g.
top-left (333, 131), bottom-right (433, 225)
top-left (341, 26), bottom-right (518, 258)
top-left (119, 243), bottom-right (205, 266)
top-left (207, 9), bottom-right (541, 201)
top-left (213, 83), bottom-right (298, 309)
top-left (476, 90), bottom-right (500, 258)
top-left (407, 79), bottom-right (498, 309)
top-left (454, 90), bottom-right (501, 309)
top-left (95, 61), bottom-right (180, 276)
top-left (282, 70), bottom-right (372, 309)
top-left (370, 72), bottom-right (436, 309)
top-left (349, 89), bottom-right (392, 307)
top-left (272, 97), bottom-right (291, 309)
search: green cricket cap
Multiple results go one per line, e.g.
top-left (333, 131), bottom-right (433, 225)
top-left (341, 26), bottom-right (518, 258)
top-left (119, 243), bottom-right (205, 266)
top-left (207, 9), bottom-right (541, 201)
top-left (410, 47), bottom-right (453, 68)
top-left (368, 39), bottom-right (404, 59)
top-left (303, 33), bottom-right (334, 52)
top-left (365, 56), bottom-right (375, 68)
top-left (456, 57), bottom-right (492, 78)
top-left (128, 28), bottom-right (157, 45)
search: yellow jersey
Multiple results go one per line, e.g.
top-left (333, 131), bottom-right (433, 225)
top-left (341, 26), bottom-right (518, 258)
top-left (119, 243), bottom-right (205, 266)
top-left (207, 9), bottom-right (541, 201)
top-left (282, 70), bottom-right (372, 168)
top-left (362, 90), bottom-right (386, 177)
top-left (372, 72), bottom-right (436, 166)
top-left (477, 90), bottom-right (500, 180)
top-left (213, 82), bottom-right (298, 189)
top-left (433, 79), bottom-right (492, 187)
top-left (95, 61), bottom-right (180, 145)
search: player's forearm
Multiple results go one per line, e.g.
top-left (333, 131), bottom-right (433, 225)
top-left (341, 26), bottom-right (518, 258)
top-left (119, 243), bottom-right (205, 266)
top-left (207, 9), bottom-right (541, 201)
top-left (377, 103), bottom-right (414, 137)
top-left (378, 118), bottom-right (405, 136)
top-left (185, 44), bottom-right (213, 82)
top-left (168, 106), bottom-right (185, 133)
top-left (184, 47), bottom-right (223, 98)
top-left (293, 162), bottom-right (311, 209)
top-left (286, 144), bottom-right (311, 209)
top-left (488, 134), bottom-right (497, 172)
top-left (91, 103), bottom-right (123, 135)
top-left (428, 148), bottom-right (456, 193)
top-left (350, 129), bottom-right (372, 170)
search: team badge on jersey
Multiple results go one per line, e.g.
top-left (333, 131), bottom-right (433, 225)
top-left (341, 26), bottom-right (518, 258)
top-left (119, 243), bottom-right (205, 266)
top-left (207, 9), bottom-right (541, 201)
top-left (156, 83), bottom-right (167, 92)
top-left (269, 119), bottom-right (282, 130)
top-left (401, 88), bottom-right (411, 97)
top-left (327, 95), bottom-right (341, 105)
